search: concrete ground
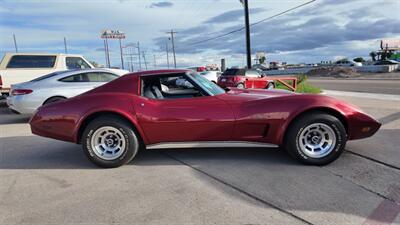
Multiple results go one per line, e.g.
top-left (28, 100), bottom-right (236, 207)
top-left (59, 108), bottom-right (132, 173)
top-left (1, 92), bottom-right (400, 225)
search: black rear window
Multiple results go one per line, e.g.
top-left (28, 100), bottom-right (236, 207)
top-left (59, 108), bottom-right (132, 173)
top-left (30, 71), bottom-right (67, 82)
top-left (7, 55), bottom-right (57, 68)
top-left (222, 68), bottom-right (245, 76)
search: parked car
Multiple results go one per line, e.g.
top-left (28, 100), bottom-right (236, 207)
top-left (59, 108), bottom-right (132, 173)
top-left (373, 59), bottom-right (399, 65)
top-left (29, 69), bottom-right (380, 168)
top-left (200, 71), bottom-right (221, 83)
top-left (269, 61), bottom-right (284, 70)
top-left (187, 66), bottom-right (206, 72)
top-left (7, 69), bottom-right (128, 114)
top-left (334, 59), bottom-right (362, 67)
top-left (217, 68), bottom-right (275, 89)
top-left (0, 53), bottom-right (95, 94)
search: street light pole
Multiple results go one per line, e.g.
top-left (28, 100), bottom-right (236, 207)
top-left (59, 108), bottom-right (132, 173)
top-left (13, 34), bottom-right (18, 53)
top-left (243, 0), bottom-right (252, 69)
top-left (105, 37), bottom-right (110, 67)
top-left (119, 38), bottom-right (124, 69)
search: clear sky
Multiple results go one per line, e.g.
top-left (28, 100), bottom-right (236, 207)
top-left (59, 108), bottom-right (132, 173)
top-left (0, 0), bottom-right (399, 69)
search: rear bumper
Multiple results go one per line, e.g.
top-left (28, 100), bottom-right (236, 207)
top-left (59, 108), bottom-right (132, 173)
top-left (29, 106), bottom-right (76, 143)
top-left (6, 95), bottom-right (38, 115)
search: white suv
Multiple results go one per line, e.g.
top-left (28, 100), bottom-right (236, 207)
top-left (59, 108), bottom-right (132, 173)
top-left (0, 53), bottom-right (95, 94)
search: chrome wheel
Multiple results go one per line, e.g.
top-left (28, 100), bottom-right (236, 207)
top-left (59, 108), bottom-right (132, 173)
top-left (237, 83), bottom-right (245, 89)
top-left (90, 126), bottom-right (126, 160)
top-left (298, 123), bottom-right (336, 158)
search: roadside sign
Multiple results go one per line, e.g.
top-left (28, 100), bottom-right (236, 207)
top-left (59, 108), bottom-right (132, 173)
top-left (381, 39), bottom-right (400, 50)
top-left (101, 30), bottom-right (126, 39)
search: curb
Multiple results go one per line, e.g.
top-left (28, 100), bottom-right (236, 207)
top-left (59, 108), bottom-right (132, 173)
top-left (322, 90), bottom-right (400, 101)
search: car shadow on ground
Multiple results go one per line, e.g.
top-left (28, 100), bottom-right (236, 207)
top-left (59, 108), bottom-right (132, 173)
top-left (0, 107), bottom-right (31, 125)
top-left (2, 135), bottom-right (399, 224)
top-left (0, 135), bottom-right (295, 169)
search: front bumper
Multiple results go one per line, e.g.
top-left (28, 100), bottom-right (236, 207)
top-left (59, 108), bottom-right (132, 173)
top-left (347, 111), bottom-right (381, 140)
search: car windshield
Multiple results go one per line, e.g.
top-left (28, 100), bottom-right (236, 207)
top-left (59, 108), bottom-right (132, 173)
top-left (30, 70), bottom-right (69, 82)
top-left (187, 72), bottom-right (225, 96)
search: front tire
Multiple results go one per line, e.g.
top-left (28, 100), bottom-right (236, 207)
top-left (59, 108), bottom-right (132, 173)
top-left (284, 112), bottom-right (347, 165)
top-left (82, 116), bottom-right (139, 168)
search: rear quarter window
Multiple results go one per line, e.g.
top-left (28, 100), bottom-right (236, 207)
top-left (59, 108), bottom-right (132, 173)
top-left (7, 55), bottom-right (56, 68)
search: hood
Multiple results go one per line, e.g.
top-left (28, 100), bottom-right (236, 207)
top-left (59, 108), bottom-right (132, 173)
top-left (217, 88), bottom-right (295, 104)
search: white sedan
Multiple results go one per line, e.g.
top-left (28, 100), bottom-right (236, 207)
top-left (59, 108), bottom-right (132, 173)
top-left (199, 71), bottom-right (221, 83)
top-left (7, 68), bottom-right (128, 114)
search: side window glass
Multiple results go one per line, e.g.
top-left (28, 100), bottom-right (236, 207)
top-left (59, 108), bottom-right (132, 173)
top-left (59, 73), bottom-right (89, 82)
top-left (86, 72), bottom-right (101, 82)
top-left (98, 73), bottom-right (119, 82)
top-left (246, 70), bottom-right (259, 77)
top-left (66, 57), bottom-right (91, 69)
top-left (7, 55), bottom-right (56, 68)
top-left (142, 75), bottom-right (203, 100)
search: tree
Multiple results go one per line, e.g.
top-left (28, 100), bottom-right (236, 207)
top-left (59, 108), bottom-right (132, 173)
top-left (259, 56), bottom-right (266, 64)
top-left (90, 61), bottom-right (99, 67)
top-left (353, 57), bottom-right (365, 63)
top-left (369, 51), bottom-right (377, 61)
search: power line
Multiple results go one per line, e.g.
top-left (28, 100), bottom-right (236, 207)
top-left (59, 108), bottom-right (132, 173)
top-left (188, 0), bottom-right (316, 46)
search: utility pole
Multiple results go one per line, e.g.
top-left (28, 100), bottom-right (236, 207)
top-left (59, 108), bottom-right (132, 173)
top-left (166, 30), bottom-right (177, 68)
top-left (13, 34), bottom-right (18, 53)
top-left (129, 47), bottom-right (134, 71)
top-left (64, 37), bottom-right (67, 54)
top-left (137, 41), bottom-right (142, 71)
top-left (243, 0), bottom-right (252, 69)
top-left (105, 37), bottom-right (111, 67)
top-left (142, 51), bottom-right (148, 70)
top-left (122, 44), bottom-right (137, 72)
top-left (153, 54), bottom-right (157, 69)
top-left (165, 40), bottom-right (170, 69)
top-left (119, 38), bottom-right (124, 69)
top-left (103, 39), bottom-right (109, 67)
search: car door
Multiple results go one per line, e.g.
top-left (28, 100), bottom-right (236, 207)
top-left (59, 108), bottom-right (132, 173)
top-left (245, 70), bottom-right (266, 89)
top-left (134, 74), bottom-right (235, 144)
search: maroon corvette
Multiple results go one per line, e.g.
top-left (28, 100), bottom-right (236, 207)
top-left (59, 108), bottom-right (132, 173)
top-left (29, 69), bottom-right (380, 168)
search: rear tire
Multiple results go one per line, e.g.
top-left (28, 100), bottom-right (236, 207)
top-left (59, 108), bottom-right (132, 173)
top-left (82, 116), bottom-right (139, 168)
top-left (266, 82), bottom-right (275, 89)
top-left (284, 112), bottom-right (347, 165)
top-left (43, 96), bottom-right (66, 105)
top-left (237, 83), bottom-right (245, 89)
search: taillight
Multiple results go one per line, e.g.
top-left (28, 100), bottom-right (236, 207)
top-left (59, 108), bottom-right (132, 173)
top-left (234, 76), bottom-right (242, 82)
top-left (12, 89), bottom-right (33, 95)
top-left (0, 75), bottom-right (3, 87)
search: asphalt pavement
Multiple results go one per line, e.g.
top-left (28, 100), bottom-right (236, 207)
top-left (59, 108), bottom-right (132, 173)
top-left (0, 92), bottom-right (400, 225)
top-left (309, 78), bottom-right (400, 95)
